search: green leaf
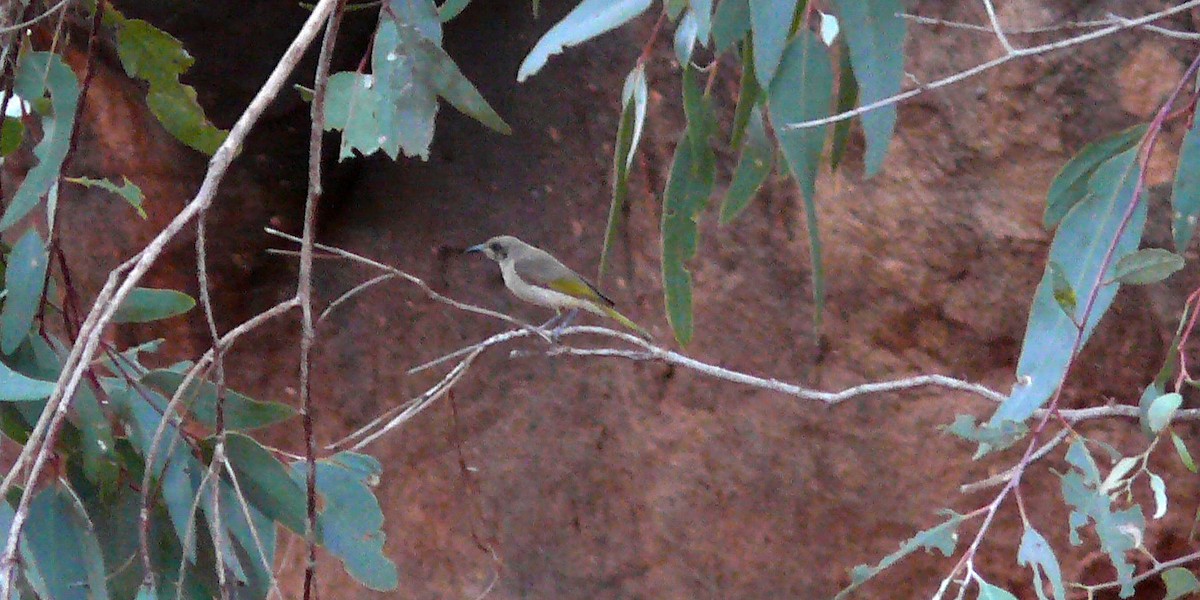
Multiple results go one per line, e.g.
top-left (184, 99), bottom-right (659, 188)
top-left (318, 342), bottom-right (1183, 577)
top-left (0, 117), bottom-right (23, 156)
top-left (369, 18), bottom-right (510, 160)
top-left (989, 148), bottom-right (1147, 430)
top-left (749, 0), bottom-right (799, 87)
top-left (23, 483), bottom-right (110, 600)
top-left (65, 176), bottom-right (146, 218)
top-left (1044, 124), bottom-right (1145, 229)
top-left (74, 383), bottom-right (118, 489)
top-left (711, 0), bottom-right (750, 54)
top-left (1172, 431), bottom-right (1197, 473)
top-left (720, 106), bottom-right (774, 224)
top-left (829, 45), bottom-right (858, 171)
top-left (1059, 469), bottom-right (1144, 596)
top-left (833, 0), bottom-right (905, 176)
top-left (0, 229), bottom-right (48, 354)
top-left (115, 19), bottom-right (227, 155)
top-left (768, 30), bottom-right (832, 331)
top-left (834, 512), bottom-right (962, 599)
top-left (1108, 248), bottom-right (1184, 285)
top-left (113, 287), bottom-right (196, 323)
top-left (729, 42), bottom-right (760, 149)
top-left (325, 72), bottom-right (385, 159)
top-left (290, 453), bottom-right (398, 591)
top-left (1047, 261), bottom-right (1076, 318)
top-left (438, 0), bottom-right (471, 21)
top-left (224, 433), bottom-right (309, 536)
top-left (662, 68), bottom-right (717, 346)
top-left (1017, 526), bottom-right (1066, 600)
top-left (517, 0), bottom-right (652, 82)
top-left (387, 0), bottom-right (443, 42)
top-left (1172, 122), bottom-right (1200, 250)
top-left (2, 51), bottom-right (79, 229)
top-left (1163, 567), bottom-right (1200, 600)
top-left (941, 414), bottom-right (1028, 453)
top-left (200, 478), bottom-right (275, 597)
top-left (420, 40), bottom-right (511, 135)
top-left (1146, 392), bottom-right (1182, 434)
top-left (1098, 456), bottom-right (1138, 494)
top-left (1065, 438), bottom-right (1100, 485)
top-left (141, 368), bottom-right (296, 431)
top-left (978, 581), bottom-right (1020, 600)
top-left (600, 65), bottom-right (648, 280)
top-left (145, 82), bottom-right (226, 155)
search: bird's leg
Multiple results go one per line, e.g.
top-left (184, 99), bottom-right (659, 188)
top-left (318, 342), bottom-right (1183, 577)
top-left (550, 308), bottom-right (579, 341)
top-left (540, 311), bottom-right (564, 332)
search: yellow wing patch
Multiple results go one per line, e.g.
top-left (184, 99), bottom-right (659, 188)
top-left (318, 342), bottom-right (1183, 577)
top-left (548, 277), bottom-right (606, 303)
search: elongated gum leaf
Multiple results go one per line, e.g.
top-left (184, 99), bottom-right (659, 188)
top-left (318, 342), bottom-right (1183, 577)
top-left (112, 287), bottom-right (196, 323)
top-left (662, 138), bottom-right (715, 345)
top-left (1044, 124), bottom-right (1145, 229)
top-left (711, 0), bottom-right (750, 54)
top-left (142, 368), bottom-right (296, 431)
top-left (749, 0), bottom-right (799, 87)
top-left (729, 43), bottom-right (760, 149)
top-left (0, 359), bottom-right (56, 401)
top-left (0, 229), bottom-right (48, 354)
top-left (768, 31), bottom-right (832, 331)
top-left (833, 0), bottom-right (905, 175)
top-left (2, 52), bottom-right (79, 229)
top-left (989, 148), bottom-right (1147, 435)
top-left (518, 0), bottom-right (651, 82)
top-left (23, 483), bottom-right (110, 600)
top-left (720, 106), bottom-right (774, 224)
top-left (600, 65), bottom-right (648, 279)
top-left (1173, 122), bottom-right (1200, 249)
top-left (1109, 247), bottom-right (1184, 285)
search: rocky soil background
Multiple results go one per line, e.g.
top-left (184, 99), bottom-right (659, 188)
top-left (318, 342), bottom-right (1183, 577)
top-left (6, 0), bottom-right (1200, 597)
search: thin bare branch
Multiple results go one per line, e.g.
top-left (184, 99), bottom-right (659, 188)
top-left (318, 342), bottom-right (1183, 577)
top-left (980, 0), bottom-right (1016, 53)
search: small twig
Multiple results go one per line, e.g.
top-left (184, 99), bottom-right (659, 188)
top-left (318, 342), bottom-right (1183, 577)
top-left (0, 0), bottom-right (71, 34)
top-left (1077, 549), bottom-right (1200, 594)
top-left (319, 273), bottom-right (396, 324)
top-left (299, 2), bottom-right (347, 597)
top-left (980, 0), bottom-right (1016, 53)
top-left (786, 1), bottom-right (1200, 131)
top-left (959, 428), bottom-right (1072, 493)
top-left (265, 228), bottom-right (553, 342)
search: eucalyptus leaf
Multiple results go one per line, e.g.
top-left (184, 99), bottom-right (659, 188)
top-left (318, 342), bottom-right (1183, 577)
top-left (1146, 392), bottom-right (1182, 434)
top-left (518, 0), bottom-right (652, 82)
top-left (769, 30), bottom-right (832, 331)
top-left (1163, 567), bottom-right (1200, 600)
top-left (1044, 124), bottom-right (1145, 229)
top-left (113, 288), bottom-right (196, 324)
top-left (749, 0), bottom-right (799, 87)
top-left (989, 148), bottom-right (1146, 431)
top-left (0, 229), bottom-right (47, 354)
top-left (833, 0), bottom-right (905, 175)
top-left (1172, 122), bottom-right (1200, 250)
top-left (1108, 248), bottom-right (1184, 285)
top-left (2, 52), bottom-right (79, 229)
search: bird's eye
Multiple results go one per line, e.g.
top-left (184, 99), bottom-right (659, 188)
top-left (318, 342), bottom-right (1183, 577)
top-left (490, 243), bottom-right (501, 253)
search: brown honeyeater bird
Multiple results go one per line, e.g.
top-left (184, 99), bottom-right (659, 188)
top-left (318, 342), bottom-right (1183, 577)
top-left (466, 235), bottom-right (651, 339)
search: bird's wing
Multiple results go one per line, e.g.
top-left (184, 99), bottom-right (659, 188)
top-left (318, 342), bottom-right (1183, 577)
top-left (513, 250), bottom-right (615, 307)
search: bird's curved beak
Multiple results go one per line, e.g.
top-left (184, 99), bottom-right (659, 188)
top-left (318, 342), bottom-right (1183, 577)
top-left (465, 243), bottom-right (486, 255)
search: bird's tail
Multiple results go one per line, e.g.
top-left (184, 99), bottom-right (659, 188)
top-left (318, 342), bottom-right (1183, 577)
top-left (600, 305), bottom-right (653, 340)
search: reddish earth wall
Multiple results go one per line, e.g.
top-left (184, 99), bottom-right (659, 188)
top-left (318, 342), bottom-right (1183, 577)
top-left (6, 0), bottom-right (1199, 597)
